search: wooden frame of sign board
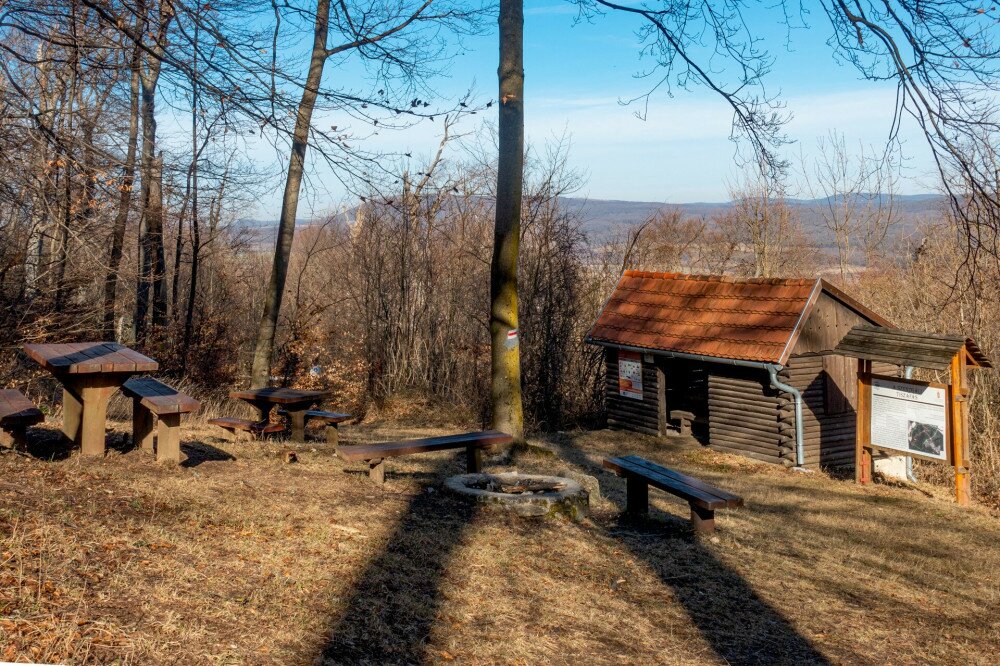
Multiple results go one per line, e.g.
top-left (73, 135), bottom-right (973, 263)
top-left (855, 351), bottom-right (971, 505)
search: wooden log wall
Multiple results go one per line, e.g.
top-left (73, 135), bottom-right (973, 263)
top-left (605, 349), bottom-right (661, 436)
top-left (708, 370), bottom-right (792, 466)
top-left (778, 354), bottom-right (896, 470)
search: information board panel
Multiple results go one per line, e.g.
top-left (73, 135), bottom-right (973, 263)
top-left (870, 375), bottom-right (949, 461)
top-left (618, 351), bottom-right (643, 400)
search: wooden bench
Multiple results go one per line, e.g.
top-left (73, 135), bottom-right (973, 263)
top-left (207, 416), bottom-right (285, 441)
top-left (122, 377), bottom-right (200, 463)
top-left (0, 390), bottom-right (44, 448)
top-left (604, 455), bottom-right (743, 532)
top-left (278, 409), bottom-right (351, 445)
top-left (669, 409), bottom-right (695, 436)
top-left (337, 430), bottom-right (513, 484)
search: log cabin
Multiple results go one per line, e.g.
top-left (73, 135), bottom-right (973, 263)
top-left (586, 271), bottom-right (896, 469)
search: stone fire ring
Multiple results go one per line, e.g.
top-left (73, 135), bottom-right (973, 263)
top-left (445, 472), bottom-right (589, 521)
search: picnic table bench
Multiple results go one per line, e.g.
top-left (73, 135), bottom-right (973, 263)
top-left (122, 377), bottom-right (199, 463)
top-left (219, 387), bottom-right (332, 442)
top-left (23, 342), bottom-right (158, 455)
top-left (0, 389), bottom-right (44, 448)
top-left (669, 409), bottom-right (696, 436)
top-left (604, 455), bottom-right (743, 532)
top-left (337, 430), bottom-right (513, 484)
top-left (207, 417), bottom-right (285, 440)
top-left (277, 409), bottom-right (351, 445)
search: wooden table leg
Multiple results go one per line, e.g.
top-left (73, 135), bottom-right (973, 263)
top-left (62, 386), bottom-right (83, 446)
top-left (285, 408), bottom-right (308, 443)
top-left (61, 375), bottom-right (125, 457)
top-left (326, 423), bottom-right (339, 446)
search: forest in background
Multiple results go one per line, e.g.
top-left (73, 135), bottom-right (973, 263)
top-left (2, 0), bottom-right (1000, 507)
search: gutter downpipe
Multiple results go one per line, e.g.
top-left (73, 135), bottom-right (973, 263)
top-left (591, 341), bottom-right (805, 467)
top-left (767, 365), bottom-right (805, 468)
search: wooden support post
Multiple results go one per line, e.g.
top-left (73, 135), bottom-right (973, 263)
top-left (625, 475), bottom-right (649, 518)
top-left (466, 446), bottom-right (483, 473)
top-left (133, 399), bottom-right (155, 453)
top-left (950, 352), bottom-right (971, 506)
top-left (287, 408), bottom-right (307, 443)
top-left (156, 413), bottom-right (181, 463)
top-left (62, 386), bottom-right (83, 447)
top-left (656, 363), bottom-right (667, 437)
top-left (369, 458), bottom-right (385, 485)
top-left (855, 359), bottom-right (873, 484)
top-left (325, 423), bottom-right (339, 447)
top-left (0, 428), bottom-right (14, 448)
top-left (690, 504), bottom-right (716, 532)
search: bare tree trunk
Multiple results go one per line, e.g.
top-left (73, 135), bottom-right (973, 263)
top-left (182, 20), bottom-right (201, 372)
top-left (103, 40), bottom-right (141, 339)
top-left (249, 0), bottom-right (331, 388)
top-left (490, 0), bottom-right (525, 442)
top-left (134, 0), bottom-right (171, 344)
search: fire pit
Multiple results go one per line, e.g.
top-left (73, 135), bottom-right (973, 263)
top-left (444, 472), bottom-right (589, 521)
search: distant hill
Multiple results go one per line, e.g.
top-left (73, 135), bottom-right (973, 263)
top-left (560, 194), bottom-right (946, 247)
top-left (238, 194), bottom-right (946, 249)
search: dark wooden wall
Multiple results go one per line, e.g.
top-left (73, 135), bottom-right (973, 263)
top-left (707, 367), bottom-right (790, 465)
top-left (605, 348), bottom-right (661, 436)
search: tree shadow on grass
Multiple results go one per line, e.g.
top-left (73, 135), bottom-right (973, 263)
top-left (317, 458), bottom-right (477, 665)
top-left (180, 440), bottom-right (236, 467)
top-left (554, 433), bottom-right (833, 666)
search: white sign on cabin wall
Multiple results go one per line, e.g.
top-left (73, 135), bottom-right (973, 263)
top-left (618, 351), bottom-right (644, 400)
top-left (871, 377), bottom-right (949, 461)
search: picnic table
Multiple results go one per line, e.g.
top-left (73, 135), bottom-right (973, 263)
top-left (23, 342), bottom-right (158, 456)
top-left (230, 387), bottom-right (332, 442)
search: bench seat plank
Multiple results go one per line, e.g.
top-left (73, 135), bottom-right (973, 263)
top-left (0, 390), bottom-right (44, 426)
top-left (620, 456), bottom-right (743, 508)
top-left (604, 456), bottom-right (742, 510)
top-left (208, 417), bottom-right (284, 433)
top-left (338, 430), bottom-right (511, 463)
top-left (122, 377), bottom-right (200, 414)
top-left (304, 410), bottom-right (350, 424)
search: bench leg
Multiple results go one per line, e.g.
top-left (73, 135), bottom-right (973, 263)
top-left (690, 504), bottom-right (715, 532)
top-left (466, 446), bottom-right (482, 473)
top-left (0, 428), bottom-right (15, 448)
top-left (325, 423), bottom-right (339, 447)
top-left (133, 399), bottom-right (155, 453)
top-left (679, 419), bottom-right (692, 437)
top-left (157, 413), bottom-right (181, 463)
top-left (369, 458), bottom-right (385, 485)
top-left (625, 476), bottom-right (649, 519)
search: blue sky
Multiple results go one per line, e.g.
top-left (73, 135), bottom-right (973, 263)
top-left (242, 0), bottom-right (939, 218)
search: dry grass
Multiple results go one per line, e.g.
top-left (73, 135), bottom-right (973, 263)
top-left (1, 420), bottom-right (999, 665)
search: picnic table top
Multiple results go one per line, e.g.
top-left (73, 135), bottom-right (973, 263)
top-left (229, 387), bottom-right (332, 404)
top-left (23, 342), bottom-right (158, 375)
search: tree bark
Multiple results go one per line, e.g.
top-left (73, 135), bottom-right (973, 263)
top-left (134, 0), bottom-right (171, 344)
top-left (490, 0), bottom-right (525, 442)
top-left (249, 0), bottom-right (331, 388)
top-left (103, 38), bottom-right (141, 339)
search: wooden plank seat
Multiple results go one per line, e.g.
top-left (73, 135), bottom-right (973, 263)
top-left (122, 377), bottom-right (200, 463)
top-left (0, 389), bottom-right (44, 448)
top-left (277, 409), bottom-right (351, 445)
top-left (207, 416), bottom-right (285, 440)
top-left (604, 455), bottom-right (744, 532)
top-left (337, 430), bottom-right (513, 484)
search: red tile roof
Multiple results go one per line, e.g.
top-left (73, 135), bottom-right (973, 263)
top-left (587, 271), bottom-right (885, 364)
